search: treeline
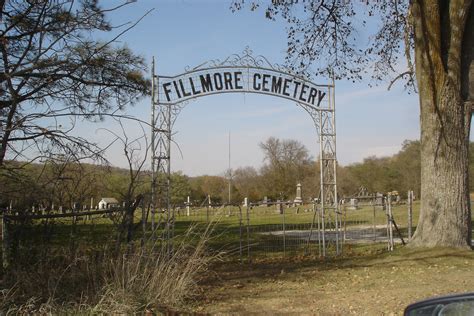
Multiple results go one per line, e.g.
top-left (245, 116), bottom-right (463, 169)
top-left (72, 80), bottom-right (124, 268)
top-left (192, 138), bottom-right (426, 203)
top-left (3, 138), bottom-right (474, 210)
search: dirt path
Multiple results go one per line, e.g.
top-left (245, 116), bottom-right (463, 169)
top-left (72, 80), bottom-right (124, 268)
top-left (192, 246), bottom-right (474, 315)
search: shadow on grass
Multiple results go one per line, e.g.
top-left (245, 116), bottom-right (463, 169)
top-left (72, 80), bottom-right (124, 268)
top-left (197, 248), bottom-right (474, 298)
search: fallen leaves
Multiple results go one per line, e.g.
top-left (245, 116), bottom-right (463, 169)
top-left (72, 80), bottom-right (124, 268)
top-left (193, 247), bottom-right (474, 315)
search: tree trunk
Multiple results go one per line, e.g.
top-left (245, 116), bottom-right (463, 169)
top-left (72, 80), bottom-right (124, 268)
top-left (126, 194), bottom-right (143, 243)
top-left (410, 1), bottom-right (472, 248)
top-left (412, 82), bottom-right (472, 247)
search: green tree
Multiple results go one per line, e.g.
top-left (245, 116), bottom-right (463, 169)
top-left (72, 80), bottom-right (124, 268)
top-left (170, 172), bottom-right (192, 206)
top-left (0, 159), bottom-right (108, 211)
top-left (341, 141), bottom-right (421, 198)
top-left (233, 166), bottom-right (262, 202)
top-left (0, 161), bottom-right (46, 210)
top-left (0, 1), bottom-right (149, 168)
top-left (299, 161), bottom-right (319, 201)
top-left (189, 175), bottom-right (227, 204)
top-left (259, 137), bottom-right (312, 199)
top-left (346, 156), bottom-right (398, 194)
top-left (336, 164), bottom-right (359, 198)
top-left (393, 140), bottom-right (421, 198)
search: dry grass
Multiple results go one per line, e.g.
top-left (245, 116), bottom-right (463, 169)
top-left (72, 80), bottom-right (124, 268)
top-left (92, 226), bottom-right (215, 314)
top-left (193, 245), bottom-right (474, 315)
top-left (0, 225), bottom-right (217, 314)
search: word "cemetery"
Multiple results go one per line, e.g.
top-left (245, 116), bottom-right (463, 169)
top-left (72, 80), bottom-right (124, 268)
top-left (160, 70), bottom-right (327, 107)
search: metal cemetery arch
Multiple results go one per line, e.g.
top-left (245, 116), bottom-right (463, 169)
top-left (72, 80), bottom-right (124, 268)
top-left (150, 47), bottom-right (339, 256)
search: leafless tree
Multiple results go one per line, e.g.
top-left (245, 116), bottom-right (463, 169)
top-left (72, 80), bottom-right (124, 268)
top-left (99, 119), bottom-right (148, 244)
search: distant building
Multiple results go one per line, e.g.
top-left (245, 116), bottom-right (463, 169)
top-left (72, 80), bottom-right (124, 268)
top-left (98, 198), bottom-right (119, 210)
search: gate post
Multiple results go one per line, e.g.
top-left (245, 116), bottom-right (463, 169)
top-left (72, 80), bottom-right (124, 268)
top-left (151, 58), bottom-right (173, 253)
top-left (316, 82), bottom-right (339, 256)
top-left (2, 213), bottom-right (9, 269)
top-left (408, 190), bottom-right (413, 240)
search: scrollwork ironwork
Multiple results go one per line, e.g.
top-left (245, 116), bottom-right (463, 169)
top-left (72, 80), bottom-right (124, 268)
top-left (184, 46), bottom-right (302, 78)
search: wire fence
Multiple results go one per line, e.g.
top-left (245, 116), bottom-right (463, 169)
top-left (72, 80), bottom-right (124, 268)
top-left (174, 201), bottom-right (341, 259)
top-left (341, 199), bottom-right (409, 247)
top-left (2, 192), bottom-right (450, 266)
top-left (174, 194), bottom-right (420, 258)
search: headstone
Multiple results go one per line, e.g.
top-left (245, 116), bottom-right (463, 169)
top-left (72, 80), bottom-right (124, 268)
top-left (349, 198), bottom-right (359, 210)
top-left (186, 196), bottom-right (190, 216)
top-left (375, 193), bottom-right (384, 206)
top-left (293, 183), bottom-right (303, 206)
top-left (243, 197), bottom-right (248, 207)
top-left (262, 196), bottom-right (268, 207)
top-left (276, 200), bottom-right (283, 214)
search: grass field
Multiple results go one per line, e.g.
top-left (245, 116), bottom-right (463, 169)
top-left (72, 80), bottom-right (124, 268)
top-left (4, 200), bottom-right (423, 261)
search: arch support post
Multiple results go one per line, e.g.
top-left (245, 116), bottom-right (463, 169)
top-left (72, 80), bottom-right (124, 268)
top-left (318, 85), bottom-right (340, 256)
top-left (151, 58), bottom-right (173, 253)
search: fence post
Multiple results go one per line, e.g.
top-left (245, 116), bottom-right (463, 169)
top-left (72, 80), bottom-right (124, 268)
top-left (408, 190), bottom-right (413, 240)
top-left (2, 213), bottom-right (9, 269)
top-left (141, 201), bottom-right (146, 247)
top-left (206, 195), bottom-right (210, 223)
top-left (186, 196), bottom-right (190, 217)
top-left (373, 199), bottom-right (376, 242)
top-left (335, 202), bottom-right (340, 255)
top-left (238, 205), bottom-right (243, 263)
top-left (340, 200), bottom-right (345, 243)
top-left (387, 194), bottom-right (394, 251)
top-left (282, 203), bottom-right (286, 257)
top-left (322, 202), bottom-right (326, 257)
top-left (246, 203), bottom-right (251, 262)
top-left (316, 201), bottom-right (321, 257)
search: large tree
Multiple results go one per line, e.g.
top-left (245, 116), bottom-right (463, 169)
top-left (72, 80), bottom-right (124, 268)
top-left (0, 0), bottom-right (149, 168)
top-left (234, 1), bottom-right (474, 247)
top-left (233, 166), bottom-right (262, 201)
top-left (259, 137), bottom-right (313, 199)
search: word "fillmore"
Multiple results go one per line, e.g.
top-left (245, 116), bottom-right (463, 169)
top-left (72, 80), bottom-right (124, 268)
top-left (160, 70), bottom-right (326, 107)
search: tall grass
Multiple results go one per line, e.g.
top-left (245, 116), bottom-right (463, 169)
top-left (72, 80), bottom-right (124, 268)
top-left (1, 224), bottom-right (217, 314)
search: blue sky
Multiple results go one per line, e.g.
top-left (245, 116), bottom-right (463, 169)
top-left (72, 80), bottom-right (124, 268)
top-left (85, 0), bottom-right (424, 176)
